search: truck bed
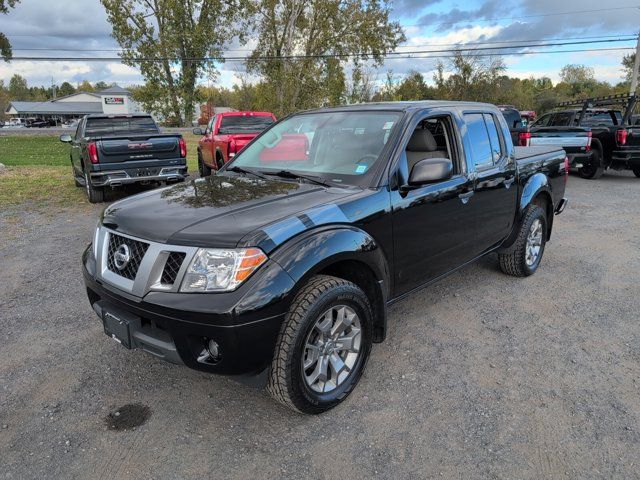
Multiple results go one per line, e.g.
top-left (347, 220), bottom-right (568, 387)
top-left (514, 145), bottom-right (564, 160)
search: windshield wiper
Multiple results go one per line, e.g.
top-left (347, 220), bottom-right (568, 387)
top-left (226, 165), bottom-right (269, 180)
top-left (262, 170), bottom-right (331, 187)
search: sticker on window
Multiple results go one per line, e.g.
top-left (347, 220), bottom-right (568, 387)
top-left (354, 164), bottom-right (368, 174)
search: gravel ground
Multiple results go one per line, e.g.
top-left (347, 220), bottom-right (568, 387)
top-left (1, 171), bottom-right (639, 479)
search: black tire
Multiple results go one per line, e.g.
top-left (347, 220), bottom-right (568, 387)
top-left (578, 148), bottom-right (604, 179)
top-left (215, 153), bottom-right (225, 171)
top-left (632, 167), bottom-right (640, 178)
top-left (498, 205), bottom-right (547, 277)
top-left (84, 172), bottom-right (104, 203)
top-left (267, 275), bottom-right (373, 414)
top-left (198, 151), bottom-right (211, 177)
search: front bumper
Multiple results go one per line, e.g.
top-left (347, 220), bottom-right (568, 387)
top-left (82, 245), bottom-right (295, 376)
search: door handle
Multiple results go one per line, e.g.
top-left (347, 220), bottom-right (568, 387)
top-left (458, 190), bottom-right (474, 204)
top-left (504, 177), bottom-right (515, 188)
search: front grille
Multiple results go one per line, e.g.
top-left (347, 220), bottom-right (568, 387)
top-left (161, 252), bottom-right (186, 285)
top-left (107, 233), bottom-right (149, 280)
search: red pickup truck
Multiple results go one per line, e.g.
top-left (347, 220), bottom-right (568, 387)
top-left (193, 111), bottom-right (276, 176)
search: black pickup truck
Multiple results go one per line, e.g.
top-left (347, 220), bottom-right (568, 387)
top-left (60, 114), bottom-right (188, 203)
top-left (530, 94), bottom-right (640, 179)
top-left (82, 101), bottom-right (568, 414)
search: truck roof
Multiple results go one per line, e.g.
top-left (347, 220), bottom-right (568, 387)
top-left (302, 100), bottom-right (497, 114)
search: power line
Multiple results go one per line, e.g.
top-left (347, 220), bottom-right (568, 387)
top-left (10, 34), bottom-right (639, 53)
top-left (9, 46), bottom-right (635, 62)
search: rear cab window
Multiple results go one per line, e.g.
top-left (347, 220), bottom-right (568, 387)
top-left (219, 115), bottom-right (275, 134)
top-left (85, 116), bottom-right (159, 136)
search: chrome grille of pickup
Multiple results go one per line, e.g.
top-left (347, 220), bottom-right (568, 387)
top-left (107, 233), bottom-right (149, 280)
top-left (161, 252), bottom-right (186, 285)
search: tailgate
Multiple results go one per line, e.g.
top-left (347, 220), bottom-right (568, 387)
top-left (97, 135), bottom-right (181, 164)
top-left (229, 133), bottom-right (258, 152)
top-left (530, 127), bottom-right (591, 148)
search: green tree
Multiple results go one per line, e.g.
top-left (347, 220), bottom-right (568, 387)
top-left (246, 0), bottom-right (405, 116)
top-left (0, 0), bottom-right (19, 61)
top-left (8, 74), bottom-right (28, 100)
top-left (622, 53), bottom-right (636, 82)
top-left (559, 64), bottom-right (595, 84)
top-left (77, 80), bottom-right (95, 92)
top-left (434, 51), bottom-right (506, 102)
top-left (94, 81), bottom-right (113, 90)
top-left (58, 81), bottom-right (76, 97)
top-left (101, 0), bottom-right (242, 125)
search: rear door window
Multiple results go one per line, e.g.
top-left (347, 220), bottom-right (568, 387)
top-left (532, 113), bottom-right (552, 127)
top-left (464, 113), bottom-right (493, 169)
top-left (550, 112), bottom-right (574, 126)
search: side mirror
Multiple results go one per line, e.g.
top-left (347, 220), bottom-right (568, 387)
top-left (59, 134), bottom-right (72, 143)
top-left (192, 127), bottom-right (204, 135)
top-left (408, 158), bottom-right (453, 186)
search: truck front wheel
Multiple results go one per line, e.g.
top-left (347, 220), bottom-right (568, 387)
top-left (267, 275), bottom-right (373, 414)
top-left (499, 205), bottom-right (547, 277)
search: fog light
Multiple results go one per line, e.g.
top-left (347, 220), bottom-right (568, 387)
top-left (196, 338), bottom-right (222, 364)
top-left (207, 339), bottom-right (220, 359)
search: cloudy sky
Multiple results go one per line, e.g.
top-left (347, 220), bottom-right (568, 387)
top-left (0, 0), bottom-right (639, 89)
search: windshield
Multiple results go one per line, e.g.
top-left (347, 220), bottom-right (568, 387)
top-left (228, 111), bottom-right (402, 187)
top-left (85, 117), bottom-right (158, 136)
top-left (219, 115), bottom-right (275, 134)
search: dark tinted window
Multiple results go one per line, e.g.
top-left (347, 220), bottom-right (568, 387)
top-left (483, 114), bottom-right (503, 162)
top-left (551, 112), bottom-right (574, 126)
top-left (582, 111), bottom-right (620, 126)
top-left (532, 113), bottom-right (552, 127)
top-left (464, 113), bottom-right (493, 169)
top-left (85, 116), bottom-right (158, 136)
top-left (500, 108), bottom-right (521, 128)
top-left (219, 115), bottom-right (274, 134)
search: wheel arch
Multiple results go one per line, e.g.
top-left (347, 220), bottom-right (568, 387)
top-left (271, 226), bottom-right (391, 343)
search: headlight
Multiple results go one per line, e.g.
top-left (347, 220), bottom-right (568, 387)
top-left (180, 248), bottom-right (268, 292)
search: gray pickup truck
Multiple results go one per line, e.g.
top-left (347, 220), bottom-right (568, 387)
top-left (60, 114), bottom-right (188, 202)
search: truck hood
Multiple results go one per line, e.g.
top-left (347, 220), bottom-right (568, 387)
top-left (102, 174), bottom-right (358, 250)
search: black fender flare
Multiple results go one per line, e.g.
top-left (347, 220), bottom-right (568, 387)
top-left (270, 226), bottom-right (391, 342)
top-left (499, 173), bottom-right (554, 252)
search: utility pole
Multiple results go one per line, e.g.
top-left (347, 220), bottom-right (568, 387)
top-left (630, 31), bottom-right (640, 96)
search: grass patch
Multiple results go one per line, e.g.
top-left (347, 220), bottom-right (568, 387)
top-left (0, 136), bottom-right (70, 166)
top-left (0, 166), bottom-right (88, 207)
top-left (0, 133), bottom-right (202, 207)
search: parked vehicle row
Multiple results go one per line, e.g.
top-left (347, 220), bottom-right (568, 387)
top-left (81, 101), bottom-right (568, 413)
top-left (60, 114), bottom-right (188, 203)
top-left (500, 94), bottom-right (640, 179)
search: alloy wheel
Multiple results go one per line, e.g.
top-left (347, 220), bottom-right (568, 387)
top-left (302, 305), bottom-right (362, 393)
top-left (525, 218), bottom-right (543, 266)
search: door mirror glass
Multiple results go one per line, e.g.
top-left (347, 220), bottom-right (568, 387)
top-left (408, 157), bottom-right (453, 185)
top-left (59, 134), bottom-right (72, 143)
top-left (192, 127), bottom-right (204, 135)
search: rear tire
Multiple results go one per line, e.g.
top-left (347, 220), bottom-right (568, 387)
top-left (499, 205), bottom-right (547, 277)
top-left (198, 152), bottom-right (212, 177)
top-left (632, 167), bottom-right (640, 178)
top-left (84, 172), bottom-right (104, 203)
top-left (578, 148), bottom-right (604, 179)
top-left (267, 275), bottom-right (373, 414)
top-left (215, 153), bottom-right (225, 171)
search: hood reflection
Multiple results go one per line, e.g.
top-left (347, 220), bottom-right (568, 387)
top-left (160, 174), bottom-right (300, 208)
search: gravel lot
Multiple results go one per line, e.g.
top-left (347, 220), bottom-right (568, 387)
top-left (1, 171), bottom-right (639, 479)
